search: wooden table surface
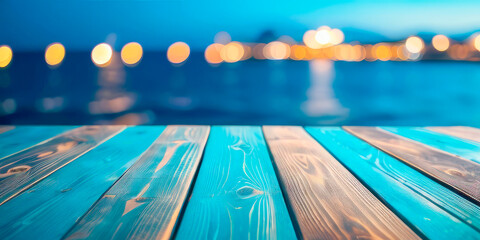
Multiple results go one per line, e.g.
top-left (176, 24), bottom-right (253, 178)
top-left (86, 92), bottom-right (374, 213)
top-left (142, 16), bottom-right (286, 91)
top-left (0, 125), bottom-right (480, 240)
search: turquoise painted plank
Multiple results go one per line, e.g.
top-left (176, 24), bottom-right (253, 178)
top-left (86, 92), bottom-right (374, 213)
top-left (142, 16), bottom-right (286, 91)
top-left (64, 126), bottom-right (210, 240)
top-left (0, 126), bottom-right (77, 160)
top-left (0, 126), bottom-right (165, 240)
top-left (176, 126), bottom-right (297, 240)
top-left (307, 127), bottom-right (480, 240)
top-left (382, 127), bottom-right (480, 164)
top-left (0, 126), bottom-right (124, 205)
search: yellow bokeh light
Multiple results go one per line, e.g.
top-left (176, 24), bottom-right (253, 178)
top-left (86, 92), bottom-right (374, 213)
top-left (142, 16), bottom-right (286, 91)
top-left (121, 42), bottom-right (143, 66)
top-left (315, 29), bottom-right (331, 45)
top-left (91, 43), bottom-right (113, 67)
top-left (330, 29), bottom-right (344, 45)
top-left (352, 45), bottom-right (366, 61)
top-left (432, 35), bottom-right (449, 52)
top-left (405, 36), bottom-right (424, 54)
top-left (290, 45), bottom-right (307, 60)
top-left (474, 35), bottom-right (480, 52)
top-left (205, 43), bottom-right (224, 64)
top-left (220, 41), bottom-right (244, 63)
top-left (397, 45), bottom-right (409, 61)
top-left (0, 45), bottom-right (13, 68)
top-left (45, 43), bottom-right (65, 67)
top-left (303, 30), bottom-right (322, 49)
top-left (167, 42), bottom-right (190, 64)
top-left (264, 41), bottom-right (290, 60)
top-left (374, 44), bottom-right (392, 61)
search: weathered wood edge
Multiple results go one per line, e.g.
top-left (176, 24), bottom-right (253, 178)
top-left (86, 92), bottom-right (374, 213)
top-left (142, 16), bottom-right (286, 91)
top-left (344, 126), bottom-right (480, 205)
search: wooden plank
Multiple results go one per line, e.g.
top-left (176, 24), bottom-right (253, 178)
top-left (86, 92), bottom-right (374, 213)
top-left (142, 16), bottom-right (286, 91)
top-left (428, 126), bottom-right (480, 143)
top-left (0, 126), bottom-right (77, 160)
top-left (344, 126), bottom-right (480, 204)
top-left (383, 127), bottom-right (480, 164)
top-left (0, 126), bottom-right (166, 240)
top-left (307, 127), bottom-right (480, 239)
top-left (0, 125), bottom-right (124, 205)
top-left (0, 126), bottom-right (14, 134)
top-left (64, 126), bottom-right (210, 240)
top-left (263, 126), bottom-right (419, 240)
top-left (176, 126), bottom-right (297, 240)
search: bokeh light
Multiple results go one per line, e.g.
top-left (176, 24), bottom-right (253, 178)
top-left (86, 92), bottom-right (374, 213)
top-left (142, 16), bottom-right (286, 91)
top-left (214, 31), bottom-right (231, 44)
top-left (330, 29), bottom-right (344, 45)
top-left (373, 44), bottom-right (392, 61)
top-left (45, 43), bottom-right (65, 67)
top-left (264, 41), bottom-right (290, 60)
top-left (405, 36), bottom-right (424, 54)
top-left (205, 43), bottom-right (224, 64)
top-left (0, 45), bottom-right (13, 68)
top-left (315, 29), bottom-right (331, 45)
top-left (252, 43), bottom-right (266, 59)
top-left (290, 45), bottom-right (307, 60)
top-left (167, 42), bottom-right (190, 64)
top-left (91, 43), bottom-right (113, 67)
top-left (448, 44), bottom-right (471, 60)
top-left (474, 35), bottom-right (480, 52)
top-left (121, 42), bottom-right (143, 66)
top-left (220, 41), bottom-right (244, 63)
top-left (432, 35), bottom-right (450, 52)
top-left (303, 30), bottom-right (322, 49)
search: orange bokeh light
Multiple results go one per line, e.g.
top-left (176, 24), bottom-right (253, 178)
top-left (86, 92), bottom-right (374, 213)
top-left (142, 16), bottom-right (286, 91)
top-left (167, 42), bottom-right (190, 64)
top-left (121, 42), bottom-right (143, 66)
top-left (205, 43), bottom-right (224, 64)
top-left (45, 43), bottom-right (66, 66)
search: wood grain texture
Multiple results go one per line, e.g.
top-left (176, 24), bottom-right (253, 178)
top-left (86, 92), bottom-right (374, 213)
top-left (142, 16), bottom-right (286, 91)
top-left (0, 125), bottom-right (124, 205)
top-left (176, 126), bottom-right (297, 240)
top-left (345, 126), bottom-right (480, 204)
top-left (0, 126), bottom-right (166, 240)
top-left (263, 126), bottom-right (419, 240)
top-left (64, 126), bottom-right (210, 240)
top-left (428, 126), bottom-right (480, 143)
top-left (307, 127), bottom-right (480, 239)
top-left (383, 127), bottom-right (480, 164)
top-left (0, 126), bottom-right (77, 160)
top-left (0, 126), bottom-right (14, 135)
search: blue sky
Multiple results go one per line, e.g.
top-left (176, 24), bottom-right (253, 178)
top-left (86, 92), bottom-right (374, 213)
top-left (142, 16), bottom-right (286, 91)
top-left (1, 0), bottom-right (480, 50)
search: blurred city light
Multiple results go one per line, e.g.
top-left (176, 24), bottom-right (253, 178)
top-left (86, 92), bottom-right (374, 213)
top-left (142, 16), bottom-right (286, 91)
top-left (252, 43), bottom-right (267, 59)
top-left (205, 43), bottom-right (224, 64)
top-left (45, 43), bottom-right (66, 67)
top-left (303, 30), bottom-right (322, 49)
top-left (167, 42), bottom-right (190, 64)
top-left (290, 45), bottom-right (307, 60)
top-left (220, 41), bottom-right (244, 63)
top-left (373, 43), bottom-right (392, 61)
top-left (0, 45), bottom-right (13, 68)
top-left (474, 34), bottom-right (480, 52)
top-left (121, 42), bottom-right (143, 66)
top-left (405, 36), bottom-right (424, 54)
top-left (264, 41), bottom-right (290, 60)
top-left (432, 35), bottom-right (450, 52)
top-left (329, 29), bottom-right (345, 45)
top-left (214, 31), bottom-right (231, 44)
top-left (448, 44), bottom-right (471, 60)
top-left (91, 43), bottom-right (113, 67)
top-left (315, 29), bottom-right (331, 45)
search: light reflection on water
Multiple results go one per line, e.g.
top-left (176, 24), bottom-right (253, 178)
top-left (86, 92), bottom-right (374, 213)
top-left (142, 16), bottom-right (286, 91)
top-left (1, 51), bottom-right (480, 126)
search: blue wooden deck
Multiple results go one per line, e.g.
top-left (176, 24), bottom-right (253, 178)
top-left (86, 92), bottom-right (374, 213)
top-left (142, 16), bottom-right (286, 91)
top-left (0, 125), bottom-right (479, 239)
